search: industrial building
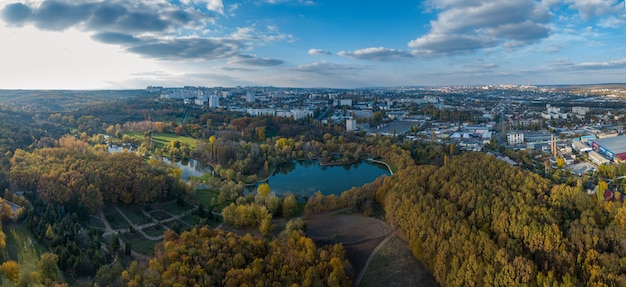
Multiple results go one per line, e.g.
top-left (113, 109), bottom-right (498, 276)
top-left (588, 135), bottom-right (626, 162)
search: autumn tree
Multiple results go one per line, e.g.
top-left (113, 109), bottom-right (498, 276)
top-left (257, 183), bottom-right (271, 197)
top-left (282, 193), bottom-right (298, 218)
top-left (0, 260), bottom-right (19, 283)
top-left (37, 253), bottom-right (60, 285)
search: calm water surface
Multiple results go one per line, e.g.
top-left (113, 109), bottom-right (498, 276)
top-left (266, 160), bottom-right (390, 198)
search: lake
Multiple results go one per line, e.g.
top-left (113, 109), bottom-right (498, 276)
top-left (264, 160), bottom-right (391, 198)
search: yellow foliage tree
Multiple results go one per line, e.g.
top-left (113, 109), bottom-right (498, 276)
top-left (257, 183), bottom-right (271, 197)
top-left (0, 260), bottom-right (19, 283)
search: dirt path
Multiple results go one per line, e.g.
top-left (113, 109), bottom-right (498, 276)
top-left (305, 213), bottom-right (392, 281)
top-left (354, 230), bottom-right (396, 287)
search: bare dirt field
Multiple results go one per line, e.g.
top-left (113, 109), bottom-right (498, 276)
top-left (305, 213), bottom-right (392, 280)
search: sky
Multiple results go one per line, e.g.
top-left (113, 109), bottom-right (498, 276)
top-left (0, 0), bottom-right (625, 89)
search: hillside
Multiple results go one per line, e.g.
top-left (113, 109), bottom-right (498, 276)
top-left (376, 152), bottom-right (626, 286)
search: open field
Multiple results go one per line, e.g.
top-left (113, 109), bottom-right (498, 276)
top-left (195, 189), bottom-right (220, 209)
top-left (125, 131), bottom-right (197, 150)
top-left (118, 205), bottom-right (153, 225)
top-left (154, 201), bottom-right (193, 216)
top-left (150, 210), bottom-right (170, 221)
top-left (120, 232), bottom-right (158, 256)
top-left (359, 235), bottom-right (438, 287)
top-left (306, 213), bottom-right (392, 279)
top-left (143, 225), bottom-right (166, 238)
top-left (2, 224), bottom-right (48, 286)
top-left (103, 207), bottom-right (131, 230)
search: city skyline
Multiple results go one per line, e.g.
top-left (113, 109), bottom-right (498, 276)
top-left (0, 0), bottom-right (625, 89)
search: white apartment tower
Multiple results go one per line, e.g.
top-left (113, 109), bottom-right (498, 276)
top-left (346, 118), bottom-right (357, 132)
top-left (246, 91), bottom-right (256, 103)
top-left (209, 95), bottom-right (220, 108)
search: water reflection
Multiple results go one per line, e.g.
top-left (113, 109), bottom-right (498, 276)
top-left (108, 144), bottom-right (210, 182)
top-left (264, 160), bottom-right (390, 198)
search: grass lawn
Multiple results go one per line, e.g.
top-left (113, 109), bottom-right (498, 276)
top-left (180, 213), bottom-right (203, 226)
top-left (195, 189), bottom-right (220, 208)
top-left (103, 207), bottom-right (131, 230)
top-left (150, 210), bottom-right (171, 221)
top-left (142, 225), bottom-right (165, 238)
top-left (120, 232), bottom-right (158, 256)
top-left (117, 205), bottom-right (153, 225)
top-left (2, 224), bottom-right (47, 286)
top-left (125, 131), bottom-right (197, 150)
top-left (159, 201), bottom-right (193, 216)
top-left (163, 219), bottom-right (189, 233)
top-left (194, 189), bottom-right (234, 212)
top-left (85, 216), bottom-right (107, 230)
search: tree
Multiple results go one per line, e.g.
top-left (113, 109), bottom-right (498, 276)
top-left (597, 179), bottom-right (608, 202)
top-left (282, 193), bottom-right (298, 218)
top-left (0, 261), bottom-right (19, 283)
top-left (108, 234), bottom-right (120, 255)
top-left (0, 200), bottom-right (12, 223)
top-left (175, 126), bottom-right (185, 136)
top-left (45, 225), bottom-right (54, 239)
top-left (37, 253), bottom-right (60, 285)
top-left (257, 183), bottom-right (271, 197)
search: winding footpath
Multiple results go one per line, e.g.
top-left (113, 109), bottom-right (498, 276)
top-left (354, 230), bottom-right (397, 287)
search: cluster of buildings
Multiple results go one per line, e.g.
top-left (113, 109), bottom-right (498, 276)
top-left (148, 85), bottom-right (626, 170)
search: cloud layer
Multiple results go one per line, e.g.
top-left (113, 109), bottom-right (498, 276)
top-left (409, 0), bottom-right (551, 55)
top-left (0, 0), bottom-right (286, 63)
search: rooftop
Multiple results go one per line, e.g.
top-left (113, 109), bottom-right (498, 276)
top-left (591, 135), bottom-right (626, 154)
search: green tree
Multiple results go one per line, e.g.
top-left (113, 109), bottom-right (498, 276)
top-left (37, 253), bottom-right (60, 285)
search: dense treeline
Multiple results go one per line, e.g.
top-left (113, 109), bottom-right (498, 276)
top-left (119, 227), bottom-right (351, 286)
top-left (304, 177), bottom-right (384, 216)
top-left (27, 200), bottom-right (109, 278)
top-left (376, 152), bottom-right (626, 286)
top-left (0, 109), bottom-right (67, 190)
top-left (10, 135), bottom-right (187, 212)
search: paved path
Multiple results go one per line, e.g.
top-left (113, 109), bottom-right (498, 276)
top-left (100, 205), bottom-right (198, 240)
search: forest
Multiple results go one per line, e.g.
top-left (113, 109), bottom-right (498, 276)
top-left (376, 152), bottom-right (626, 286)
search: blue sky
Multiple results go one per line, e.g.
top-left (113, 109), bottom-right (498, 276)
top-left (0, 0), bottom-right (625, 89)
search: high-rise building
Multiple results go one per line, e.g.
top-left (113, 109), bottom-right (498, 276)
top-left (246, 91), bottom-right (256, 103)
top-left (346, 118), bottom-right (357, 132)
top-left (209, 95), bottom-right (220, 108)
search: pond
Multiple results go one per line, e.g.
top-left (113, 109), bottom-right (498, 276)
top-left (263, 160), bottom-right (391, 199)
top-left (161, 158), bottom-right (211, 181)
top-left (108, 144), bottom-right (210, 182)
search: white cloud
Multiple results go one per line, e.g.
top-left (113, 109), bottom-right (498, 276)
top-left (565, 0), bottom-right (620, 19)
top-left (292, 61), bottom-right (363, 74)
top-left (181, 0), bottom-right (224, 14)
top-left (308, 48), bottom-right (331, 55)
top-left (598, 15), bottom-right (626, 28)
top-left (410, 0), bottom-right (552, 55)
top-left (338, 47), bottom-right (414, 61)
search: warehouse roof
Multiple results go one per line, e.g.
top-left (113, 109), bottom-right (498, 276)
top-left (592, 135), bottom-right (626, 154)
